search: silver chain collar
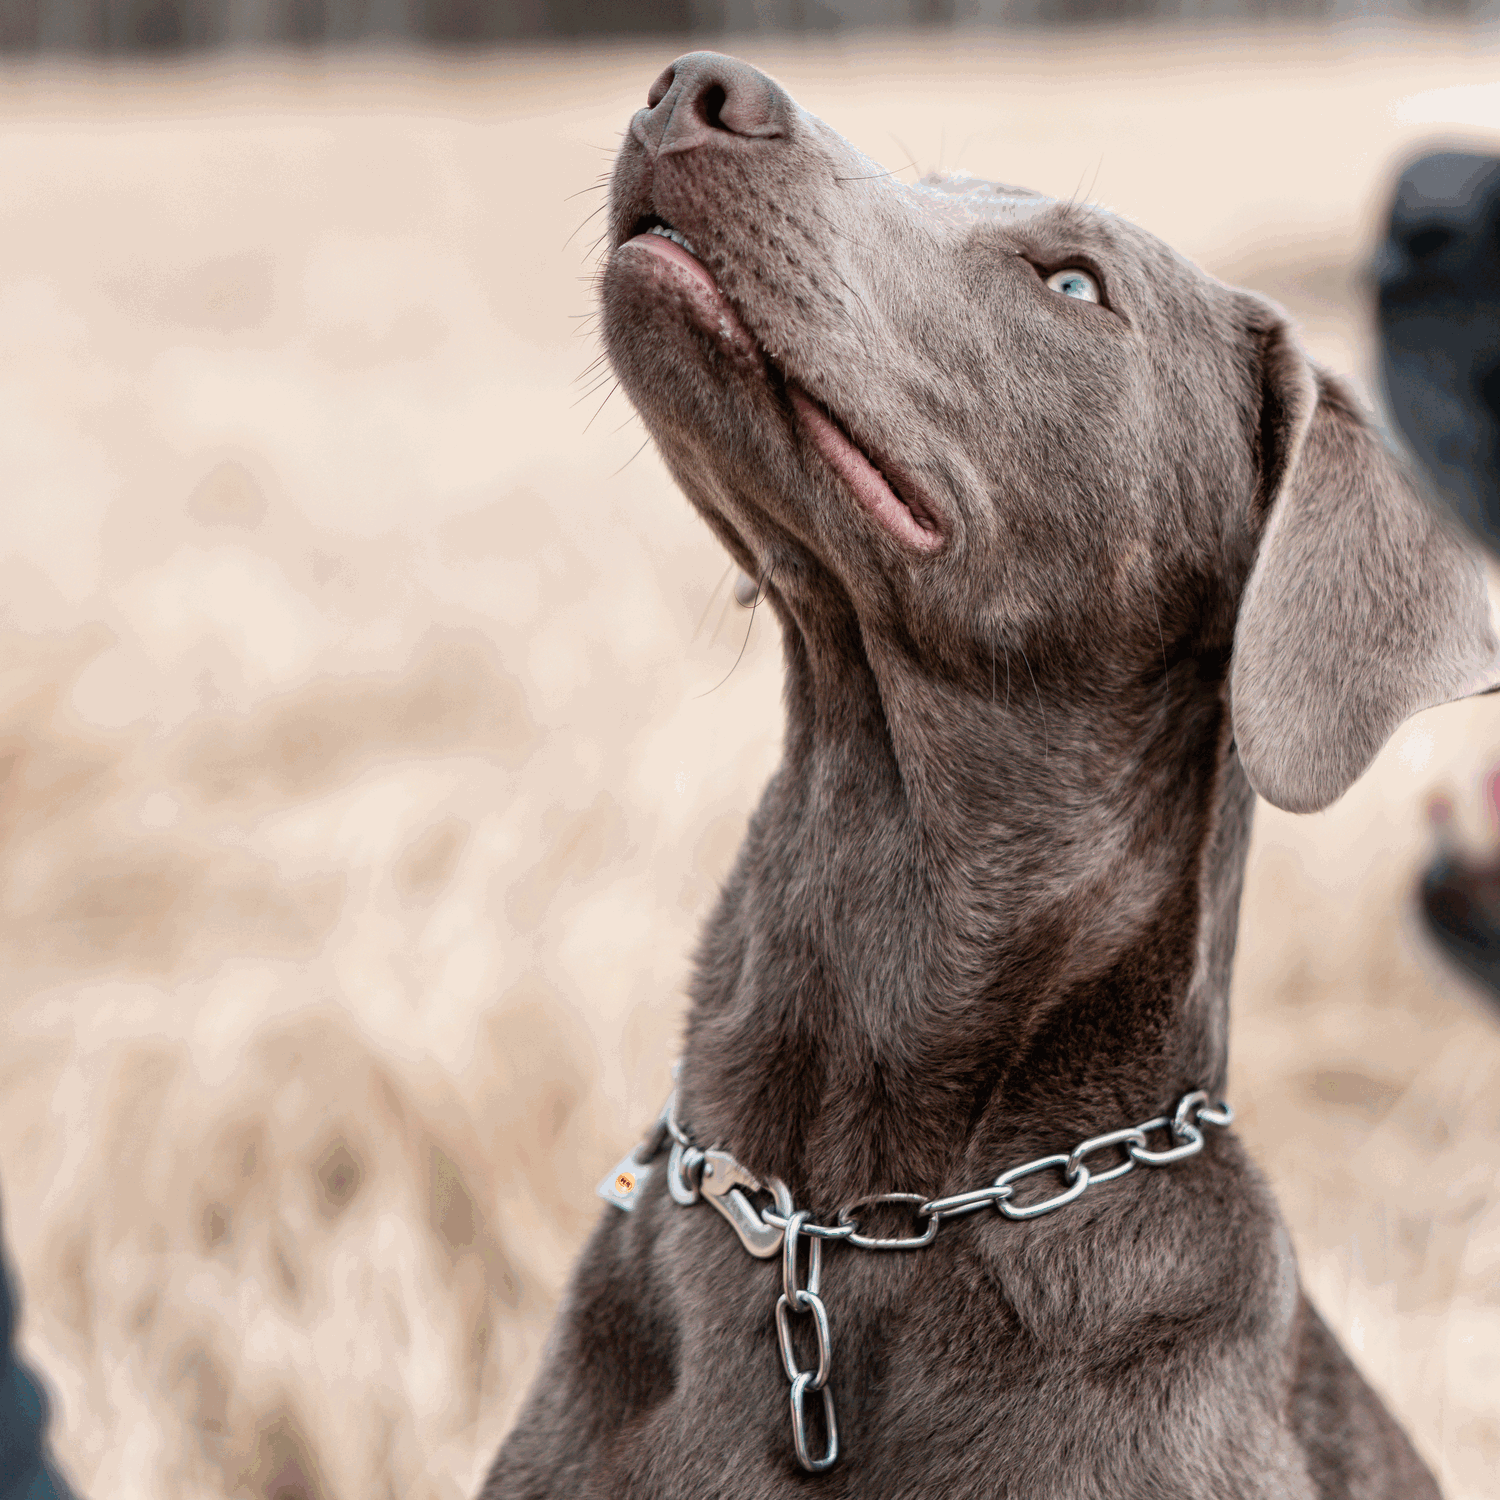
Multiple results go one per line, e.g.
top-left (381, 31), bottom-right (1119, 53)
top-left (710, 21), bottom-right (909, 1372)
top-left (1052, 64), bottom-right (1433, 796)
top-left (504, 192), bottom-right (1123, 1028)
top-left (599, 1080), bottom-right (1233, 1474)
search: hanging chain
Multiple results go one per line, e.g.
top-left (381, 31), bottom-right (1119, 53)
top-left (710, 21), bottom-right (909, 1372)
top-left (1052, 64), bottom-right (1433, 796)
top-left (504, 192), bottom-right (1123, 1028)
top-left (776, 1213), bottom-right (837, 1472)
top-left (610, 1082), bottom-right (1233, 1474)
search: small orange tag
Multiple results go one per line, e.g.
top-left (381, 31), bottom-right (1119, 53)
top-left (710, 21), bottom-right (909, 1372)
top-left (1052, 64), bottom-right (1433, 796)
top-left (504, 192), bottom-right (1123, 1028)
top-left (598, 1151), bottom-right (652, 1211)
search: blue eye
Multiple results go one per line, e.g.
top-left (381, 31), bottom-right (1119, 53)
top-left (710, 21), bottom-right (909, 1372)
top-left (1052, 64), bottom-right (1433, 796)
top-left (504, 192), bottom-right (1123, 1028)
top-left (1044, 268), bottom-right (1100, 303)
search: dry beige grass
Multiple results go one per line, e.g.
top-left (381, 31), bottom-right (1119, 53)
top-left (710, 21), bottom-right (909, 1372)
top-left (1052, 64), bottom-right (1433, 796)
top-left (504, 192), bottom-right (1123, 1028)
top-left (2, 25), bottom-right (1500, 1499)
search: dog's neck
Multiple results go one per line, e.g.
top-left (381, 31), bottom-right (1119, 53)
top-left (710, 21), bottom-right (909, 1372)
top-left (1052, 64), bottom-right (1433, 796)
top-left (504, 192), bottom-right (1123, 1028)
top-left (678, 583), bottom-right (1254, 1212)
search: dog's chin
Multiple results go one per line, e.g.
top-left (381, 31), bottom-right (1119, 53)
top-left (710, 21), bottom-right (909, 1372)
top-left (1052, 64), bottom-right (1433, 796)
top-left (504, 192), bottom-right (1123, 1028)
top-left (605, 232), bottom-right (946, 557)
top-left (603, 236), bottom-right (772, 400)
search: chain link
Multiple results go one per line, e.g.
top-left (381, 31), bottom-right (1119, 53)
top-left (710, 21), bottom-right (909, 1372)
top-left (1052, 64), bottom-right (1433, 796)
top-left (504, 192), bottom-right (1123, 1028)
top-left (837, 1192), bottom-right (940, 1249)
top-left (756, 1090), bottom-right (1230, 1248)
top-left (630, 1084), bottom-right (1233, 1474)
top-left (772, 1211), bottom-right (838, 1469)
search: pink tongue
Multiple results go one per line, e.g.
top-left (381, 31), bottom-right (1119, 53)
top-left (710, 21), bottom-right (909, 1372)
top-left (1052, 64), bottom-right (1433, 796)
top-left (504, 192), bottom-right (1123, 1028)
top-left (788, 386), bottom-right (940, 553)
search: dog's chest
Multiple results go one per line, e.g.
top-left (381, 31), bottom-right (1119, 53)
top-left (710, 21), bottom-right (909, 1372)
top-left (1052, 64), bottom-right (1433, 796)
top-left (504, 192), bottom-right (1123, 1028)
top-left (577, 1153), bottom-right (1301, 1499)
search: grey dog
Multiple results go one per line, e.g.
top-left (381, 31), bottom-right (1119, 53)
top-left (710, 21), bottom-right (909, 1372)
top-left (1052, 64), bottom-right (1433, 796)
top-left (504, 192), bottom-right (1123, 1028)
top-left (483, 53), bottom-right (1497, 1499)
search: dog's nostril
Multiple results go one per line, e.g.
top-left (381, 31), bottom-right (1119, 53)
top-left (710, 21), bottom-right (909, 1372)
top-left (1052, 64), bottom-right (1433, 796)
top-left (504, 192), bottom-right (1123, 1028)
top-left (647, 63), bottom-right (675, 109)
top-left (641, 54), bottom-right (788, 152)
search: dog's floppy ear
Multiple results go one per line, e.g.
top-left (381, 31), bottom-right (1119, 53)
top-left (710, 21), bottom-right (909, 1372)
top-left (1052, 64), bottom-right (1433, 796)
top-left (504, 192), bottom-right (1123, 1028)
top-left (1230, 307), bottom-right (1498, 814)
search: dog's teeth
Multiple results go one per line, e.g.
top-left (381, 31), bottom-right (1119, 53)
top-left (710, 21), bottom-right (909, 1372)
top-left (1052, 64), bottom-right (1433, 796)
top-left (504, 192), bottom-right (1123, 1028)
top-left (647, 223), bottom-right (698, 256)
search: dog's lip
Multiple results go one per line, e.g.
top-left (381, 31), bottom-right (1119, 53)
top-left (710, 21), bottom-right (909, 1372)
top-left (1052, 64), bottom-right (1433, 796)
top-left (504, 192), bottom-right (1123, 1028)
top-left (622, 228), bottom-right (717, 297)
top-left (788, 386), bottom-right (945, 553)
top-left (615, 221), bottom-right (945, 553)
top-left (615, 229), bottom-right (759, 361)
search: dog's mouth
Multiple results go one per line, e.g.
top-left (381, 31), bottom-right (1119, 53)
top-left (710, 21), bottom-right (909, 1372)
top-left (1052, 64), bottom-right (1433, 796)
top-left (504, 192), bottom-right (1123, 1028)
top-left (618, 216), bottom-right (945, 554)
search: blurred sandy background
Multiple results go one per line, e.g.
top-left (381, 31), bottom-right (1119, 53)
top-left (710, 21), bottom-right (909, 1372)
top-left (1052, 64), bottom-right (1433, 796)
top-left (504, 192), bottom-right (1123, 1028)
top-left (4, 21), bottom-right (1500, 1499)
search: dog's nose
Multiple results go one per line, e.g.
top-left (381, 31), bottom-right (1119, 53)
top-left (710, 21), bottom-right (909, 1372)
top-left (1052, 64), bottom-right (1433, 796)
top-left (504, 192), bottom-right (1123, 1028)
top-left (636, 52), bottom-right (790, 155)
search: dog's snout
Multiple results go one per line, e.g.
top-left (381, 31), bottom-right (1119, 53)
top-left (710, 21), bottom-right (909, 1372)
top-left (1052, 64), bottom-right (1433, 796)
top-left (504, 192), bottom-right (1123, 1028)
top-left (639, 51), bottom-right (789, 155)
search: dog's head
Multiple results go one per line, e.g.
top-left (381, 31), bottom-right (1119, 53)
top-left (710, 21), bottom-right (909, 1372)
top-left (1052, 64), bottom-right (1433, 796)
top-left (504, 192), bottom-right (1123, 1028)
top-left (601, 53), bottom-right (1496, 815)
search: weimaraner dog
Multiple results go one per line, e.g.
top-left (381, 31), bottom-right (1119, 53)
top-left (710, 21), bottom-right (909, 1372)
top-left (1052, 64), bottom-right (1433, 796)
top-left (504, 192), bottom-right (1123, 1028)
top-left (484, 53), bottom-right (1496, 1499)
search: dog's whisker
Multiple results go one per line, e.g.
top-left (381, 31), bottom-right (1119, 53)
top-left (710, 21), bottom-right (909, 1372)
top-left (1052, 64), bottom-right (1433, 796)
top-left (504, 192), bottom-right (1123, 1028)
top-left (708, 582), bottom-right (737, 650)
top-left (834, 162), bottom-right (916, 184)
top-left (581, 381), bottom-right (620, 431)
top-left (831, 270), bottom-right (879, 343)
top-left (609, 435), bottom-right (653, 479)
top-left (1085, 153), bottom-right (1106, 210)
top-left (1064, 162), bottom-right (1089, 213)
top-left (1147, 578), bottom-right (1169, 680)
top-left (572, 374), bottom-right (614, 405)
top-left (692, 564), bottom-right (737, 643)
top-left (888, 132), bottom-right (919, 182)
top-left (696, 563), bottom-right (775, 698)
top-left (562, 201), bottom-right (610, 253)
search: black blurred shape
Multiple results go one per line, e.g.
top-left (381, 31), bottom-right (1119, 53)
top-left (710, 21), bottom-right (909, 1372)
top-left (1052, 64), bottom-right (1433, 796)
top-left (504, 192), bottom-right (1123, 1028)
top-left (1376, 155), bottom-right (1500, 1010)
top-left (1376, 149), bottom-right (1500, 557)
top-left (1420, 853), bottom-right (1500, 994)
top-left (0, 1195), bottom-right (77, 1498)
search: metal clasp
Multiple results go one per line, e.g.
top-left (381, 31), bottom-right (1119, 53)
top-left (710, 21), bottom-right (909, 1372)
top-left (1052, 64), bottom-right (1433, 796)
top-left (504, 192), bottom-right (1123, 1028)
top-left (699, 1150), bottom-right (792, 1259)
top-left (666, 1140), bottom-right (706, 1205)
top-left (701, 1147), bottom-right (762, 1199)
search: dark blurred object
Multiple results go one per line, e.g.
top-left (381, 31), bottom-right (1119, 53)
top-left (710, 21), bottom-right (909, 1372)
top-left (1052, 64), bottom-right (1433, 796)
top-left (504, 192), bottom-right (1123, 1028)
top-left (0, 1200), bottom-right (76, 1500)
top-left (1375, 152), bottom-right (1500, 1005)
top-left (1420, 780), bottom-right (1500, 1001)
top-left (1376, 148), bottom-right (1500, 558)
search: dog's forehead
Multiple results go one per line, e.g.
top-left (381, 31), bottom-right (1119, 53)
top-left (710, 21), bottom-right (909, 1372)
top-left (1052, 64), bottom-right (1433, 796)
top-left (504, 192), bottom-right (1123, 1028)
top-left (911, 172), bottom-right (1151, 257)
